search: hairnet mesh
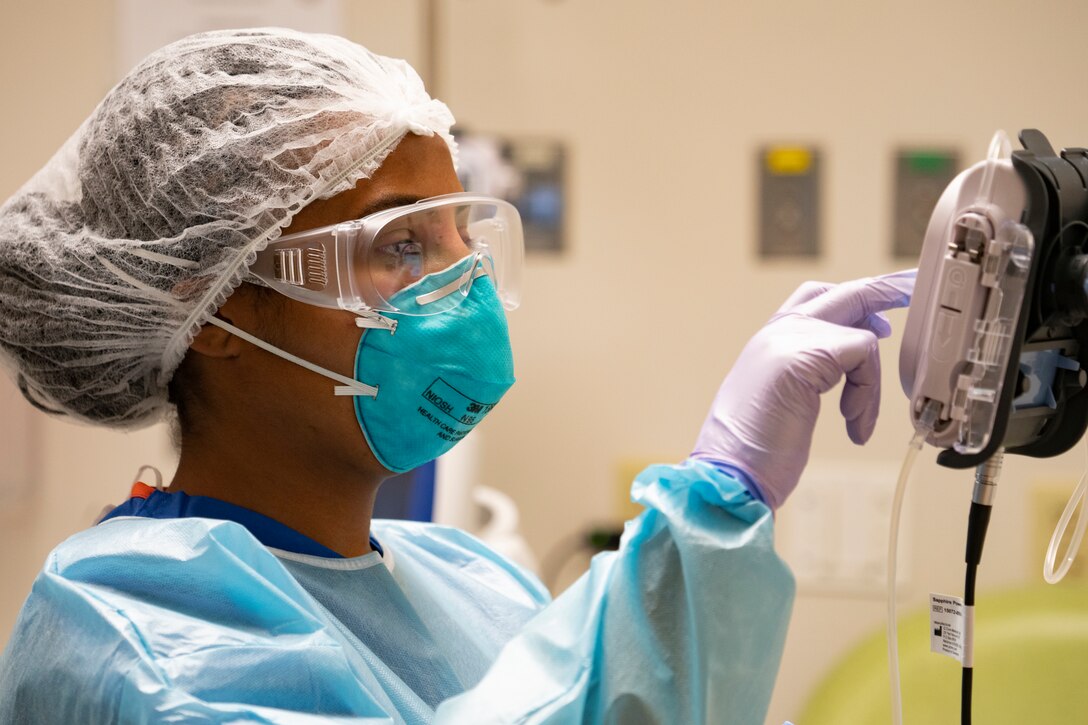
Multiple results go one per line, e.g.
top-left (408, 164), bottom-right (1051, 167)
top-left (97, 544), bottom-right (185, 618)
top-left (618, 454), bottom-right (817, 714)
top-left (0, 28), bottom-right (456, 428)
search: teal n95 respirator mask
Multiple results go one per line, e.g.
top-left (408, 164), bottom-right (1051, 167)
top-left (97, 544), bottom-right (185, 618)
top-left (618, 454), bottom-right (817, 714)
top-left (206, 193), bottom-right (524, 472)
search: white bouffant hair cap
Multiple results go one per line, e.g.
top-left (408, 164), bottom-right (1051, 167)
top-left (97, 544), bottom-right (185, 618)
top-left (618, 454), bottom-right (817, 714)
top-left (0, 27), bottom-right (455, 427)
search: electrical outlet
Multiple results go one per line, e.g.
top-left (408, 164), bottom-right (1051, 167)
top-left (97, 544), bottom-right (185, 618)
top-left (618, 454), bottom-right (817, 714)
top-left (777, 464), bottom-right (907, 596)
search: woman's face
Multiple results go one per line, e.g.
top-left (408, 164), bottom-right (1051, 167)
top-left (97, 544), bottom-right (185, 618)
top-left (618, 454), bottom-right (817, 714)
top-left (229, 132), bottom-right (464, 476)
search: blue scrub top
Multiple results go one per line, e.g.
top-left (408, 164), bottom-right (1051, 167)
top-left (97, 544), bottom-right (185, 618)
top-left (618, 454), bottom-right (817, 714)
top-left (101, 482), bottom-right (382, 558)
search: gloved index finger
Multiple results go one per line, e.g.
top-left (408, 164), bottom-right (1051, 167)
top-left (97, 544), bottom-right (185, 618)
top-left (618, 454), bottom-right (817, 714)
top-left (796, 268), bottom-right (916, 327)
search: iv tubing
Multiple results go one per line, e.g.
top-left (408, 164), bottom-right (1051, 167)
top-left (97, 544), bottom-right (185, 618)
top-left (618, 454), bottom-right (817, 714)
top-left (887, 434), bottom-right (923, 725)
top-left (1043, 438), bottom-right (1088, 584)
top-left (888, 401), bottom-right (940, 725)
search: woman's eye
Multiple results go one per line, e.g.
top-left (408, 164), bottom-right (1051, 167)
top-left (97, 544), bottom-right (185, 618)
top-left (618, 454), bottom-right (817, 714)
top-left (378, 240), bottom-right (423, 274)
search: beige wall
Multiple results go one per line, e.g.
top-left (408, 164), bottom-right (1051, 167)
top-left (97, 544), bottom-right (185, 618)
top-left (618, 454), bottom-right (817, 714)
top-left (2, 2), bottom-right (1087, 723)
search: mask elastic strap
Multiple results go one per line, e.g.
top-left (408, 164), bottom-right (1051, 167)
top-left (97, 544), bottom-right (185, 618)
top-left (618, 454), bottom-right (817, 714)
top-left (204, 316), bottom-right (378, 397)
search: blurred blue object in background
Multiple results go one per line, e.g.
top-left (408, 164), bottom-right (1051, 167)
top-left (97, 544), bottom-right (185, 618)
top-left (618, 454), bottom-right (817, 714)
top-left (373, 460), bottom-right (437, 521)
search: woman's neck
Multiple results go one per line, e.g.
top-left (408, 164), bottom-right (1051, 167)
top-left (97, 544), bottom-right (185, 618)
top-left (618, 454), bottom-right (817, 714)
top-left (168, 427), bottom-right (385, 557)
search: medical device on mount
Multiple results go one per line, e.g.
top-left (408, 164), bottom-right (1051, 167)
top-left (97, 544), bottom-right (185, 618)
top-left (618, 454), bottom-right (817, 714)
top-left (900, 129), bottom-right (1088, 468)
top-left (892, 129), bottom-right (1088, 725)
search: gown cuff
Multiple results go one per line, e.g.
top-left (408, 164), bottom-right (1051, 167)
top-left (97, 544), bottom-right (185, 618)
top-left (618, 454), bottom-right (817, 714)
top-left (684, 457), bottom-right (769, 506)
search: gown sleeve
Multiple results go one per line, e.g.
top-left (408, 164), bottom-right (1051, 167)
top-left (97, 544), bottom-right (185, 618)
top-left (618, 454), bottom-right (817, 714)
top-left (434, 460), bottom-right (796, 725)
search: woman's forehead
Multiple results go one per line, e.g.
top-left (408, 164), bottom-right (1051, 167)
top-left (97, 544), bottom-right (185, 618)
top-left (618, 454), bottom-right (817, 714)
top-left (284, 134), bottom-right (462, 236)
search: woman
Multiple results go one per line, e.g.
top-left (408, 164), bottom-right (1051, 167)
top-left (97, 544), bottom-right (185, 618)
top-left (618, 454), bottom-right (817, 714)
top-left (0, 28), bottom-right (912, 723)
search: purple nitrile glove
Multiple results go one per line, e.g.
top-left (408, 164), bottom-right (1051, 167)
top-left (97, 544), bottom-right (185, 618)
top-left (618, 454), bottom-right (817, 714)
top-left (691, 269), bottom-right (916, 510)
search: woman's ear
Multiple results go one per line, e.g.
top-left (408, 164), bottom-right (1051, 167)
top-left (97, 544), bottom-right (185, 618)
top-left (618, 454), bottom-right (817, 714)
top-left (189, 316), bottom-right (241, 360)
top-left (188, 290), bottom-right (257, 360)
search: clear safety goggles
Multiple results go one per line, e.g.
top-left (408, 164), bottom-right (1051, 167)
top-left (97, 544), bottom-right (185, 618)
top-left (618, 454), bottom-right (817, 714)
top-left (250, 193), bottom-right (524, 316)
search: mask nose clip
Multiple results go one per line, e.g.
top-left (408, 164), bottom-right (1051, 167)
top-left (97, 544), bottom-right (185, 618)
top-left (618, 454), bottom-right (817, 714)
top-left (413, 252), bottom-right (494, 308)
top-left (457, 252), bottom-right (486, 297)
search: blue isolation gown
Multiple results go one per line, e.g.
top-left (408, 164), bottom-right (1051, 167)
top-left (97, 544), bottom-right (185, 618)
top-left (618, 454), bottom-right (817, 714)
top-left (0, 461), bottom-right (794, 723)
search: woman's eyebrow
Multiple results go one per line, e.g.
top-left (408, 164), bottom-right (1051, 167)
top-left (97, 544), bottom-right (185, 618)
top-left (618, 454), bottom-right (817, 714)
top-left (354, 193), bottom-right (425, 219)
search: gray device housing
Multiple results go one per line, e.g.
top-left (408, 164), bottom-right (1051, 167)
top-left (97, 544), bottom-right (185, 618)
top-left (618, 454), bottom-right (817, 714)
top-left (899, 158), bottom-right (1029, 452)
top-left (901, 130), bottom-right (1088, 468)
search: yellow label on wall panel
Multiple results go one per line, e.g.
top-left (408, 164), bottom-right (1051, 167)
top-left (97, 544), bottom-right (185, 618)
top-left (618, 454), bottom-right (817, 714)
top-left (765, 147), bottom-right (813, 175)
top-left (615, 457), bottom-right (675, 522)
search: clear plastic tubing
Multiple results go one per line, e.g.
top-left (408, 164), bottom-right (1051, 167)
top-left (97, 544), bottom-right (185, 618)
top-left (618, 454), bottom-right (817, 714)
top-left (1044, 438), bottom-right (1088, 584)
top-left (888, 401), bottom-right (940, 725)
